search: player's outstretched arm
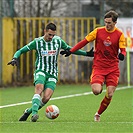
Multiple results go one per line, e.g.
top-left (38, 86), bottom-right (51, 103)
top-left (7, 58), bottom-right (18, 66)
top-left (60, 47), bottom-right (94, 57)
top-left (60, 38), bottom-right (92, 57)
top-left (7, 44), bottom-right (32, 66)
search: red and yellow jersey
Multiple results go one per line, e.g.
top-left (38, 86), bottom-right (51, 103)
top-left (85, 27), bottom-right (126, 69)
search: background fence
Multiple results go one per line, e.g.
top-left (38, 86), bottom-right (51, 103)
top-left (1, 17), bottom-right (132, 86)
top-left (2, 17), bottom-right (97, 86)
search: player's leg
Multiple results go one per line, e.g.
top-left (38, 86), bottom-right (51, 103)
top-left (90, 69), bottom-right (105, 121)
top-left (19, 89), bottom-right (49, 122)
top-left (28, 77), bottom-right (56, 122)
top-left (90, 68), bottom-right (105, 95)
top-left (19, 71), bottom-right (46, 122)
top-left (31, 78), bottom-right (56, 121)
top-left (19, 76), bottom-right (56, 122)
top-left (30, 71), bottom-right (48, 122)
top-left (94, 69), bottom-right (119, 122)
top-left (31, 83), bottom-right (44, 122)
top-left (91, 83), bottom-right (104, 122)
top-left (24, 87), bottom-right (54, 115)
top-left (24, 94), bottom-right (48, 115)
top-left (41, 77), bottom-right (57, 107)
top-left (19, 85), bottom-right (44, 122)
top-left (42, 88), bottom-right (54, 105)
top-left (94, 86), bottom-right (116, 122)
top-left (21, 87), bottom-right (54, 115)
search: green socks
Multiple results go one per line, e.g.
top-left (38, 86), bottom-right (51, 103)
top-left (27, 108), bottom-right (32, 114)
top-left (27, 96), bottom-right (45, 114)
top-left (31, 94), bottom-right (41, 116)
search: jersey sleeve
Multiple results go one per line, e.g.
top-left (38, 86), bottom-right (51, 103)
top-left (60, 39), bottom-right (70, 50)
top-left (119, 33), bottom-right (126, 48)
top-left (72, 49), bottom-right (87, 56)
top-left (70, 39), bottom-right (88, 52)
top-left (60, 39), bottom-right (87, 56)
top-left (13, 40), bottom-right (36, 58)
top-left (85, 28), bottom-right (97, 42)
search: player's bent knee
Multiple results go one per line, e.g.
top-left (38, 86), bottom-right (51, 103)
top-left (35, 84), bottom-right (44, 94)
top-left (92, 87), bottom-right (102, 95)
top-left (91, 84), bottom-right (102, 95)
top-left (92, 89), bottom-right (102, 95)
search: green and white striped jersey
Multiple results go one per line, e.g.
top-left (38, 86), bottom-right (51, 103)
top-left (14, 36), bottom-right (69, 79)
top-left (13, 35), bottom-right (87, 79)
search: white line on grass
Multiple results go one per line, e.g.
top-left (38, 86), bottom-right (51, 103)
top-left (0, 86), bottom-right (132, 109)
top-left (0, 121), bottom-right (132, 124)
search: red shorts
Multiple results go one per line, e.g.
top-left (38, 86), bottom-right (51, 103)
top-left (90, 67), bottom-right (120, 87)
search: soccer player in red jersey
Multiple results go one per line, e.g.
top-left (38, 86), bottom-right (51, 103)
top-left (60, 10), bottom-right (126, 122)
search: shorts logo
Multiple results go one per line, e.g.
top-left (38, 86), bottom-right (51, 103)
top-left (48, 78), bottom-right (57, 83)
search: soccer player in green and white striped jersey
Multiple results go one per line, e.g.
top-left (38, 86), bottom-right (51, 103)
top-left (7, 22), bottom-right (94, 122)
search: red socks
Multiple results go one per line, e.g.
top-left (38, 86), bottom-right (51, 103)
top-left (98, 96), bottom-right (112, 115)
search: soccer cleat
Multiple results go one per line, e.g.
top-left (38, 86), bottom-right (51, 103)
top-left (94, 112), bottom-right (100, 122)
top-left (31, 114), bottom-right (39, 122)
top-left (19, 108), bottom-right (30, 121)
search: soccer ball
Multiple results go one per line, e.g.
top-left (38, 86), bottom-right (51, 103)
top-left (45, 105), bottom-right (59, 119)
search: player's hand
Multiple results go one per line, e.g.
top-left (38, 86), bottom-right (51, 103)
top-left (60, 49), bottom-right (72, 57)
top-left (118, 53), bottom-right (124, 61)
top-left (86, 47), bottom-right (94, 57)
top-left (7, 58), bottom-right (18, 66)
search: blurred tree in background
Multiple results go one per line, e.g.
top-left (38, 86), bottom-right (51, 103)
top-left (105, 0), bottom-right (133, 17)
top-left (0, 0), bottom-right (133, 18)
top-left (1, 0), bottom-right (80, 17)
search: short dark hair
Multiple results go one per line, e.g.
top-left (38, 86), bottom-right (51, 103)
top-left (104, 10), bottom-right (118, 22)
top-left (46, 22), bottom-right (56, 31)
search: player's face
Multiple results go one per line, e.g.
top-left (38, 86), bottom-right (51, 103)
top-left (44, 29), bottom-right (56, 42)
top-left (104, 18), bottom-right (116, 31)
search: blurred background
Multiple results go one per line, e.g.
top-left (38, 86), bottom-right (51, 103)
top-left (0, 0), bottom-right (133, 86)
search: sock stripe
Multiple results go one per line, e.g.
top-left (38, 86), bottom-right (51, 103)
top-left (32, 94), bottom-right (41, 101)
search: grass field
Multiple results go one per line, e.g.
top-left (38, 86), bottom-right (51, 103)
top-left (0, 84), bottom-right (132, 133)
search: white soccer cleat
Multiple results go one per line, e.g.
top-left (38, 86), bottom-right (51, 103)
top-left (94, 112), bottom-right (100, 122)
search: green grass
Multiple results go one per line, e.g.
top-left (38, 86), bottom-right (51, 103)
top-left (0, 84), bottom-right (133, 133)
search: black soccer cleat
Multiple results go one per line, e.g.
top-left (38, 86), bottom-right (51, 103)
top-left (19, 108), bottom-right (30, 121)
